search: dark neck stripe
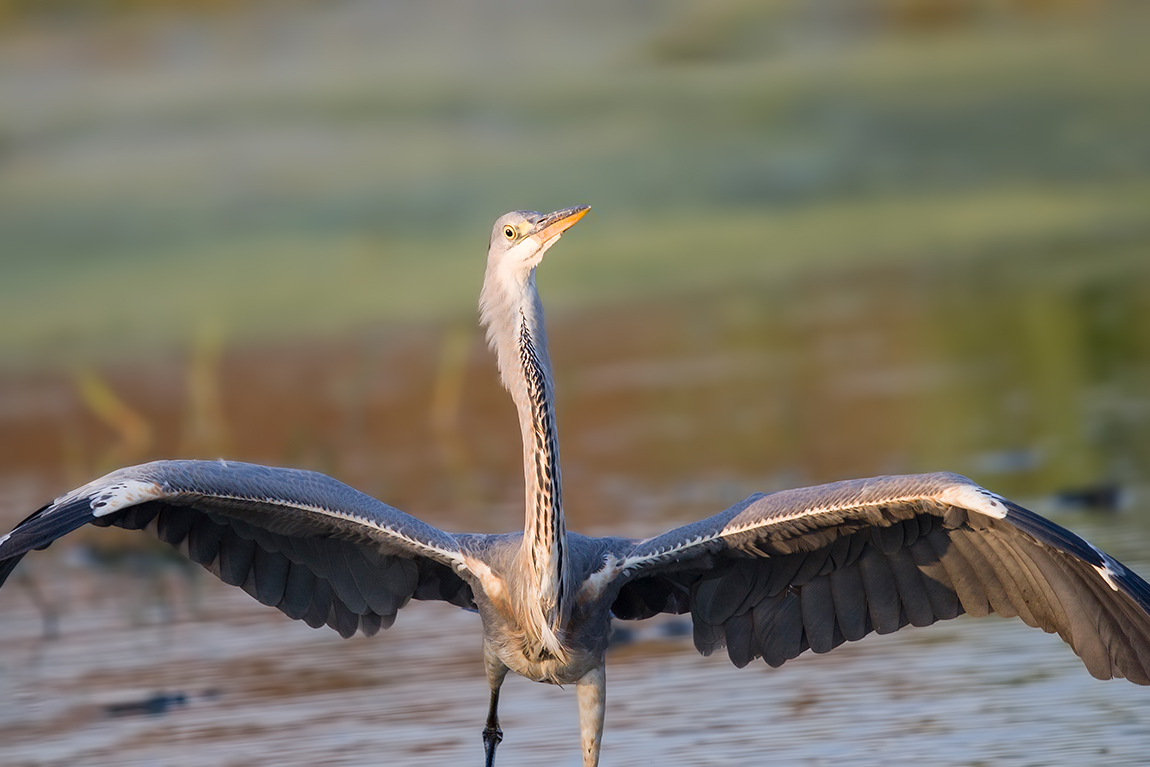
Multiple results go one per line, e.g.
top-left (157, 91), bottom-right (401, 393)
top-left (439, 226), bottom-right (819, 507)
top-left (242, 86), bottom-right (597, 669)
top-left (517, 314), bottom-right (565, 612)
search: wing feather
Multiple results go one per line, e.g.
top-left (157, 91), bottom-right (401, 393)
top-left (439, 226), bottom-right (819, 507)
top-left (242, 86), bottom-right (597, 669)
top-left (764, 550), bottom-right (805, 598)
top-left (252, 544), bottom-right (290, 607)
top-left (911, 527), bottom-right (960, 621)
top-left (304, 577), bottom-right (333, 630)
top-left (753, 591), bottom-right (805, 668)
top-left (281, 560), bottom-right (316, 620)
top-left (0, 460), bottom-right (478, 638)
top-left (723, 610), bottom-right (757, 668)
top-left (947, 530), bottom-right (1018, 618)
top-left (856, 547), bottom-right (901, 634)
top-left (976, 533), bottom-right (1043, 628)
top-left (613, 472), bottom-right (1150, 685)
top-left (828, 564), bottom-right (867, 641)
top-left (927, 529), bottom-right (990, 618)
top-left (187, 515), bottom-right (226, 566)
top-left (887, 545), bottom-right (935, 628)
top-left (219, 533), bottom-right (258, 588)
top-left (799, 576), bottom-right (836, 653)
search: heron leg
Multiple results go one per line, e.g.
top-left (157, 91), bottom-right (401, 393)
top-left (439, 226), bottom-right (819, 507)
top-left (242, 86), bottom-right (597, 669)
top-left (576, 665), bottom-right (606, 767)
top-left (483, 663), bottom-right (508, 767)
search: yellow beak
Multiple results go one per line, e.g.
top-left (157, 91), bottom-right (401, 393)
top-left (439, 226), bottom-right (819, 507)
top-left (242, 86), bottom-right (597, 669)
top-left (530, 205), bottom-right (590, 246)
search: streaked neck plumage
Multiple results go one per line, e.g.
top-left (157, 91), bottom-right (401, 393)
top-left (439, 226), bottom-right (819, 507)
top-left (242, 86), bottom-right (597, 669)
top-left (480, 255), bottom-right (572, 658)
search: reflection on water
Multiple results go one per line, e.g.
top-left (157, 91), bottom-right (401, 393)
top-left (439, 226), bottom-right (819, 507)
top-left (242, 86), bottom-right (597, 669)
top-left (2, 251), bottom-right (1150, 765)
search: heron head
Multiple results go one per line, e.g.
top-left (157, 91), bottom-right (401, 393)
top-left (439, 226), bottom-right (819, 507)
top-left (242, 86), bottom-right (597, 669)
top-left (486, 205), bottom-right (590, 277)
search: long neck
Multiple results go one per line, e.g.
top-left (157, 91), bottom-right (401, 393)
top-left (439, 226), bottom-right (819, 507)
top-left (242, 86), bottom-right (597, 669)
top-left (481, 268), bottom-right (571, 654)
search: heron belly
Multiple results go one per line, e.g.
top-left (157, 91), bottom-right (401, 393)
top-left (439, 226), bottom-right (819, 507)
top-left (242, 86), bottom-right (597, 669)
top-left (499, 642), bottom-right (598, 685)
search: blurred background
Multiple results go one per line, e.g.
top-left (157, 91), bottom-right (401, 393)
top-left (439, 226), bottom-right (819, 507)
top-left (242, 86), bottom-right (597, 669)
top-left (2, 0), bottom-right (1150, 765)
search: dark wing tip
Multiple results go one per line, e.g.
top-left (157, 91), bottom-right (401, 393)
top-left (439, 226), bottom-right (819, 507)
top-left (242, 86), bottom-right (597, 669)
top-left (1002, 499), bottom-right (1150, 615)
top-left (1, 498), bottom-right (87, 578)
top-left (1, 504), bottom-right (65, 587)
top-left (0, 472), bottom-right (167, 585)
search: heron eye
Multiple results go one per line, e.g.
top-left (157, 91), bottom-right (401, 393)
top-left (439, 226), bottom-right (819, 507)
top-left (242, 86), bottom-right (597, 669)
top-left (503, 226), bottom-right (516, 240)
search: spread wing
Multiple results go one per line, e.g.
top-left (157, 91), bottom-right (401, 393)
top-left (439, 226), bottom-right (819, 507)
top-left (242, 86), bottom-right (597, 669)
top-left (611, 472), bottom-right (1150, 684)
top-left (0, 460), bottom-right (476, 637)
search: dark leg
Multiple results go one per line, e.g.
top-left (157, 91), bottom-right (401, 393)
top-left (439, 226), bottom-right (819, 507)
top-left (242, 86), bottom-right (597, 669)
top-left (482, 685), bottom-right (503, 767)
top-left (483, 661), bottom-right (508, 766)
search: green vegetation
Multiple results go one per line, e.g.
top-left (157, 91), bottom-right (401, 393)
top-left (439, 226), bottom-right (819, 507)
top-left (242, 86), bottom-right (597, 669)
top-left (1, 2), bottom-right (1148, 368)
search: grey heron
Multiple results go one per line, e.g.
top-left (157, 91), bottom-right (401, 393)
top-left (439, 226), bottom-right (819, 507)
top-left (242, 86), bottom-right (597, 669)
top-left (3, 205), bottom-right (1150, 766)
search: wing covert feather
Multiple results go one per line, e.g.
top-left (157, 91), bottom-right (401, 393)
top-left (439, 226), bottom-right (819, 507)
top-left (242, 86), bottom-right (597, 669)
top-left (0, 460), bottom-right (478, 638)
top-left (612, 472), bottom-right (1150, 685)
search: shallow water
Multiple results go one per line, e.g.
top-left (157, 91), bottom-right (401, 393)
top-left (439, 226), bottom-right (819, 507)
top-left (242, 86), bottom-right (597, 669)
top-left (4, 577), bottom-right (1150, 767)
top-left (2, 252), bottom-right (1150, 765)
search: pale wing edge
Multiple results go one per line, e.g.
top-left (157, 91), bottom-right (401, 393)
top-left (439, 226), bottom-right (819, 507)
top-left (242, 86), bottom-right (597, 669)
top-left (0, 460), bottom-right (468, 575)
top-left (616, 473), bottom-right (974, 573)
top-left (615, 471), bottom-right (1150, 614)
